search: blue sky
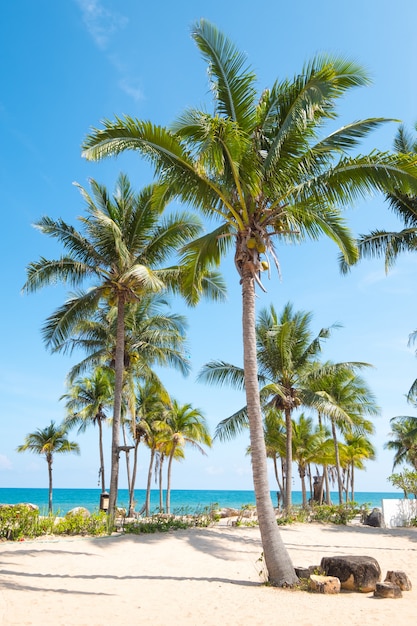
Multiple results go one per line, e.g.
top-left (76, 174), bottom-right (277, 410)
top-left (1, 0), bottom-right (417, 494)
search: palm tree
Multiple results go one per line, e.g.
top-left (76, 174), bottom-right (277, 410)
top-left (344, 123), bottom-right (417, 273)
top-left (22, 175), bottom-right (225, 517)
top-left (161, 400), bottom-right (211, 514)
top-left (313, 366), bottom-right (378, 504)
top-left (61, 367), bottom-right (113, 493)
top-left (341, 431), bottom-right (375, 501)
top-left (17, 421), bottom-right (79, 513)
top-left (385, 414), bottom-right (417, 470)
top-left (292, 413), bottom-right (333, 508)
top-left (82, 20), bottom-right (417, 586)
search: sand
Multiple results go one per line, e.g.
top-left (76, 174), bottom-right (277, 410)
top-left (0, 521), bottom-right (416, 626)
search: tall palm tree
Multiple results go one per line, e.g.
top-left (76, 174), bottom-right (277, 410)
top-left (161, 400), bottom-right (211, 514)
top-left (61, 367), bottom-right (113, 493)
top-left (17, 421), bottom-right (79, 513)
top-left (82, 20), bottom-right (417, 586)
top-left (22, 175), bottom-right (225, 517)
top-left (385, 414), bottom-right (417, 470)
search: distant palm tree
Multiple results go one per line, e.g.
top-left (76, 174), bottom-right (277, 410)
top-left (292, 413), bottom-right (333, 508)
top-left (159, 400), bottom-right (211, 514)
top-left (62, 367), bottom-right (113, 493)
top-left (17, 421), bottom-right (79, 513)
top-left (385, 414), bottom-right (417, 470)
top-left (341, 431), bottom-right (375, 501)
top-left (312, 366), bottom-right (378, 504)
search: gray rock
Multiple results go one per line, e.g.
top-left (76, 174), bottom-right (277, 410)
top-left (364, 507), bottom-right (383, 527)
top-left (321, 555), bottom-right (381, 593)
top-left (374, 582), bottom-right (402, 598)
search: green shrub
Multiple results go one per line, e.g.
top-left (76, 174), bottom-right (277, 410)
top-left (0, 505), bottom-right (109, 540)
top-left (0, 504), bottom-right (39, 540)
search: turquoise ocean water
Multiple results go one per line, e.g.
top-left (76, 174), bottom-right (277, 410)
top-left (0, 488), bottom-right (402, 515)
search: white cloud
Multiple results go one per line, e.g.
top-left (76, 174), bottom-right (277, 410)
top-left (0, 454), bottom-right (12, 470)
top-left (75, 0), bottom-right (128, 49)
top-left (119, 78), bottom-right (144, 103)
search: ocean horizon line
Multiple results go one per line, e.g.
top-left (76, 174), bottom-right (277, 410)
top-left (0, 487), bottom-right (403, 515)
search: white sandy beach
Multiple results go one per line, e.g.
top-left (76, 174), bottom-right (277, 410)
top-left (0, 522), bottom-right (416, 626)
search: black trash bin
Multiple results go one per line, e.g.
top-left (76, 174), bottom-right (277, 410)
top-left (99, 492), bottom-right (109, 511)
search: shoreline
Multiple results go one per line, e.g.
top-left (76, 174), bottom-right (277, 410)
top-left (1, 522), bottom-right (416, 625)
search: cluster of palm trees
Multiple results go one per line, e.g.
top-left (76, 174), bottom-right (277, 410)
top-left (19, 19), bottom-right (417, 586)
top-left (201, 302), bottom-right (377, 509)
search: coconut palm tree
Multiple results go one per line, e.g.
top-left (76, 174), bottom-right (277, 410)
top-left (22, 175), bottom-right (225, 517)
top-left (17, 422), bottom-right (80, 513)
top-left (385, 414), bottom-right (417, 470)
top-left (61, 367), bottom-right (113, 493)
top-left (82, 20), bottom-right (417, 586)
top-left (343, 123), bottom-right (417, 273)
top-left (313, 366), bottom-right (378, 504)
top-left (292, 413), bottom-right (333, 508)
top-left (161, 400), bottom-right (211, 514)
top-left (341, 431), bottom-right (375, 501)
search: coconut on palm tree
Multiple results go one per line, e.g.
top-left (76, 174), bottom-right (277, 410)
top-left (23, 175), bottom-right (225, 517)
top-left (17, 421), bottom-right (79, 513)
top-left (82, 20), bottom-right (417, 586)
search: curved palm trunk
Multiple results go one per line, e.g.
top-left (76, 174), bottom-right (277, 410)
top-left (166, 447), bottom-right (176, 514)
top-left (98, 419), bottom-right (106, 493)
top-left (284, 408), bottom-right (293, 510)
top-left (108, 297), bottom-right (126, 517)
top-left (145, 448), bottom-right (155, 516)
top-left (241, 269), bottom-right (298, 586)
top-left (331, 419), bottom-right (344, 504)
top-left (47, 454), bottom-right (53, 514)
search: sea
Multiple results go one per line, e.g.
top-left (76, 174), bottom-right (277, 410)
top-left (0, 488), bottom-right (403, 516)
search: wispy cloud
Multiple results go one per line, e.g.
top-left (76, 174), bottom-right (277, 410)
top-left (75, 0), bottom-right (128, 50)
top-left (0, 454), bottom-right (12, 470)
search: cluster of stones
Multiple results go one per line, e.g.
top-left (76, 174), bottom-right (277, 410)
top-left (295, 555), bottom-right (412, 599)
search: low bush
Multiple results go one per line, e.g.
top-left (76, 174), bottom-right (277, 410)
top-left (0, 505), bottom-right (109, 540)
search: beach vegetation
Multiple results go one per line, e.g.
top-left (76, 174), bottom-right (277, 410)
top-left (82, 19), bottom-right (417, 586)
top-left (388, 469), bottom-right (417, 498)
top-left (0, 505), bottom-right (109, 541)
top-left (16, 422), bottom-right (80, 513)
top-left (22, 174), bottom-right (225, 519)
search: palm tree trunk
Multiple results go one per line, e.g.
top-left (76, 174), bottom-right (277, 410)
top-left (284, 408), bottom-right (293, 510)
top-left (241, 269), bottom-right (298, 586)
top-left (129, 439), bottom-right (140, 517)
top-left (351, 463), bottom-right (355, 501)
top-left (159, 455), bottom-right (164, 512)
top-left (47, 454), bottom-right (53, 514)
top-left (108, 297), bottom-right (126, 517)
top-left (98, 419), bottom-right (106, 493)
top-left (166, 448), bottom-right (175, 514)
top-left (145, 448), bottom-right (155, 516)
top-left (299, 466), bottom-right (307, 508)
top-left (331, 419), bottom-right (344, 505)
